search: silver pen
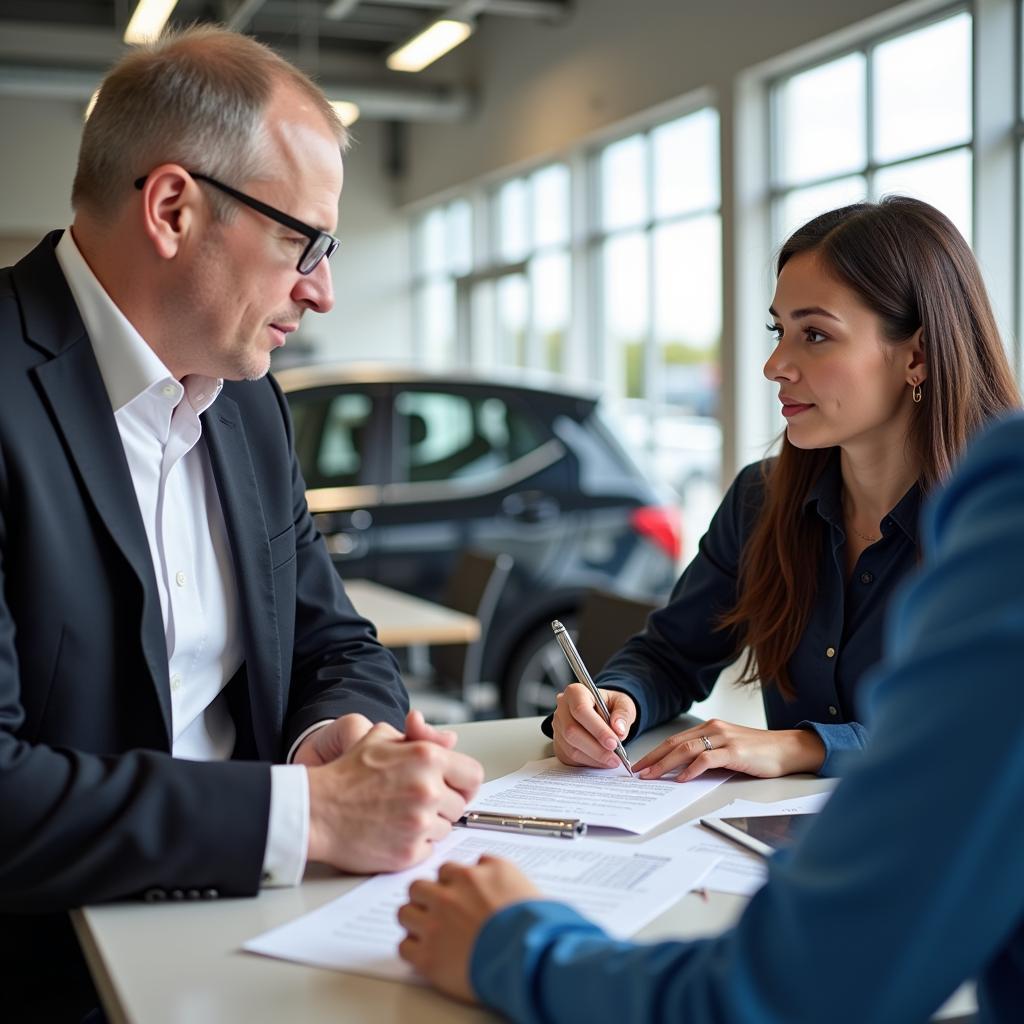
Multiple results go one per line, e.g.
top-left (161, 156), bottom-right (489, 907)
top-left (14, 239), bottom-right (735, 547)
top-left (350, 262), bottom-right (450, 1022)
top-left (457, 810), bottom-right (587, 839)
top-left (551, 620), bottom-right (635, 776)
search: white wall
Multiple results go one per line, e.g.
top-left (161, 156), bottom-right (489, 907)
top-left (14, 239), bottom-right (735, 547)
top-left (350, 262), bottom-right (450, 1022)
top-left (298, 119), bottom-right (412, 362)
top-left (0, 98), bottom-right (413, 362)
top-left (401, 0), bottom-right (904, 205)
top-left (0, 95), bottom-right (79, 236)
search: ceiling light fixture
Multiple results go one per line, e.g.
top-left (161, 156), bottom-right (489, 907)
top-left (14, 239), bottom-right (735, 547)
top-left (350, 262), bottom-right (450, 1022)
top-left (386, 18), bottom-right (473, 73)
top-left (330, 100), bottom-right (361, 127)
top-left (124, 0), bottom-right (180, 45)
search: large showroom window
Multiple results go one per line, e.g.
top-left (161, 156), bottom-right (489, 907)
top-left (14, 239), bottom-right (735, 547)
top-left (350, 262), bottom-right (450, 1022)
top-left (411, 199), bottom-right (472, 366)
top-left (593, 107), bottom-right (723, 551)
top-left (485, 164), bottom-right (572, 374)
top-left (770, 9), bottom-right (972, 246)
top-left (410, 109), bottom-right (723, 562)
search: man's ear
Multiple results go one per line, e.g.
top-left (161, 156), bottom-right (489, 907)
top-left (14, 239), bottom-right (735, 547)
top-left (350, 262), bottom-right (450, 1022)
top-left (906, 326), bottom-right (928, 384)
top-left (138, 165), bottom-right (199, 261)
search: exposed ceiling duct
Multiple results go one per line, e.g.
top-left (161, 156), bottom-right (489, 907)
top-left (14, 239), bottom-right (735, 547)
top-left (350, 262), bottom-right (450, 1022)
top-left (0, 0), bottom-right (571, 124)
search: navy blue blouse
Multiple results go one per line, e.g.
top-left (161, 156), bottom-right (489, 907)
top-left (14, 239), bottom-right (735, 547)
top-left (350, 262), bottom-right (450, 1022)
top-left (592, 452), bottom-right (921, 775)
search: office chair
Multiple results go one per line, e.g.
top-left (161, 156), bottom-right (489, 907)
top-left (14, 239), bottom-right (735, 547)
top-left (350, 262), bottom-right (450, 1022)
top-left (500, 586), bottom-right (661, 718)
top-left (406, 549), bottom-right (514, 724)
top-left (574, 588), bottom-right (660, 676)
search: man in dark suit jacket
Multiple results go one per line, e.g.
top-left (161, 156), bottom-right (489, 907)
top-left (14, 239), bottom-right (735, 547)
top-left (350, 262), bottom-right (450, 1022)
top-left (0, 26), bottom-right (482, 1018)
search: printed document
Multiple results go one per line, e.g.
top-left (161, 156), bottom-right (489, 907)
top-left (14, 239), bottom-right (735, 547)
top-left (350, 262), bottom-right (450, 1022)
top-left (244, 829), bottom-right (719, 982)
top-left (644, 790), bottom-right (834, 896)
top-left (468, 757), bottom-right (732, 834)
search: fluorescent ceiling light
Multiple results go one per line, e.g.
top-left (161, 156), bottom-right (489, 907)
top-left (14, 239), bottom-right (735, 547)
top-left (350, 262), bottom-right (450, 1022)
top-left (330, 101), bottom-right (361, 127)
top-left (387, 19), bottom-right (473, 73)
top-left (124, 0), bottom-right (179, 45)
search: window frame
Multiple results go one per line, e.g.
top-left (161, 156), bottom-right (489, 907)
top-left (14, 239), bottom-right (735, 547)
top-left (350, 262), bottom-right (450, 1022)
top-left (767, 3), bottom-right (974, 246)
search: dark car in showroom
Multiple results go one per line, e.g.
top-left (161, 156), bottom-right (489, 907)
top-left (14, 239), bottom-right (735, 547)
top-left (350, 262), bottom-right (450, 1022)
top-left (276, 364), bottom-right (681, 716)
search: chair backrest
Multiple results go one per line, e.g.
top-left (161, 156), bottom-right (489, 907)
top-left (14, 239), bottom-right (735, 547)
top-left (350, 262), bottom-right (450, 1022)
top-left (430, 550), bottom-right (514, 694)
top-left (575, 588), bottom-right (659, 677)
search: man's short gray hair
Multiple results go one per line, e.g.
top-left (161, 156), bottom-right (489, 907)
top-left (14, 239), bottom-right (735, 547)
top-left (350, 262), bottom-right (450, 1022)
top-left (72, 24), bottom-right (348, 220)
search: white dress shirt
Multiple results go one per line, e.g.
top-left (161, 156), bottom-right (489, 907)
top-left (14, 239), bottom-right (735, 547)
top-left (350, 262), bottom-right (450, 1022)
top-left (56, 229), bottom-right (308, 887)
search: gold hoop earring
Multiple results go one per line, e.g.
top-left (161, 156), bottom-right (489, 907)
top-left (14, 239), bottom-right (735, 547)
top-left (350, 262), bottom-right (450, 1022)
top-left (912, 382), bottom-right (923, 404)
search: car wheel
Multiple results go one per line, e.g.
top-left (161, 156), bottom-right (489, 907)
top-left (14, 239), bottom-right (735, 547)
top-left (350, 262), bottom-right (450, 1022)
top-left (501, 614), bottom-right (578, 718)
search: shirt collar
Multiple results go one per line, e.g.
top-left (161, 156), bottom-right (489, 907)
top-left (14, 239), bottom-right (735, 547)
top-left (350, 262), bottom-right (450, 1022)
top-left (54, 228), bottom-right (222, 416)
top-left (803, 447), bottom-right (920, 544)
top-left (803, 449), bottom-right (843, 523)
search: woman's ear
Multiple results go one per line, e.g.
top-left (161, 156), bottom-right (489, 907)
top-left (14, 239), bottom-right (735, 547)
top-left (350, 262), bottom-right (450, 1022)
top-left (906, 326), bottom-right (927, 384)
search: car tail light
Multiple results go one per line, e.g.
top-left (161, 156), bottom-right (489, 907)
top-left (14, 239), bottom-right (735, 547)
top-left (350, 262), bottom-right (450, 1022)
top-left (630, 505), bottom-right (682, 562)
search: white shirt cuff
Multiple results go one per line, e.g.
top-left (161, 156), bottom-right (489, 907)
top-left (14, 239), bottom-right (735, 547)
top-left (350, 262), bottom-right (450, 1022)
top-left (286, 719), bottom-right (335, 764)
top-left (260, 764), bottom-right (310, 888)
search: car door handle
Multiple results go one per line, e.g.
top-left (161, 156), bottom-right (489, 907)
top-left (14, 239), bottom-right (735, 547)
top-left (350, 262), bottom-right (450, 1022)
top-left (502, 492), bottom-right (560, 524)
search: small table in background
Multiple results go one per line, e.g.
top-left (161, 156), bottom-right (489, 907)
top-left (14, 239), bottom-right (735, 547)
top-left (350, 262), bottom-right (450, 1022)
top-left (344, 578), bottom-right (479, 648)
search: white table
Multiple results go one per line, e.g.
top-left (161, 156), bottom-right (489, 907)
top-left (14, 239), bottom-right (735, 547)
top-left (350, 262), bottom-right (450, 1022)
top-left (72, 717), bottom-right (974, 1023)
top-left (344, 578), bottom-right (480, 647)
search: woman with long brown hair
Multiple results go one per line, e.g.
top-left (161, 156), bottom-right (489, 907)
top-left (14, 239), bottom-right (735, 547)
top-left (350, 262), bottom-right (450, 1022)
top-left (548, 195), bottom-right (1020, 779)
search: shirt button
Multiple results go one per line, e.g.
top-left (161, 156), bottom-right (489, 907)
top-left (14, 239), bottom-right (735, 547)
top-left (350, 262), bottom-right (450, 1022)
top-left (170, 674), bottom-right (183, 693)
top-left (860, 571), bottom-right (874, 584)
top-left (162, 384), bottom-right (177, 398)
top-left (825, 646), bottom-right (836, 658)
top-left (828, 705), bottom-right (839, 716)
top-left (175, 571), bottom-right (187, 588)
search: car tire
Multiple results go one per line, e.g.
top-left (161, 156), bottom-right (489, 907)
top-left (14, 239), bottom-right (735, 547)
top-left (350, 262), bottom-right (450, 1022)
top-left (501, 613), bottom-right (579, 718)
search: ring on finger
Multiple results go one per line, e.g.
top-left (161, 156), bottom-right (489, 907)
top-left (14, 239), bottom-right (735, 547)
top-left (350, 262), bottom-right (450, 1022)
top-left (699, 734), bottom-right (713, 752)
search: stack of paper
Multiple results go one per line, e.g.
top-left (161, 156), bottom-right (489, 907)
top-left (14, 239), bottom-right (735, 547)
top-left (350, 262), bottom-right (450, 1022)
top-left (244, 755), bottom-right (740, 980)
top-left (244, 830), bottom-right (720, 982)
top-left (246, 758), bottom-right (830, 980)
top-left (468, 756), bottom-right (733, 833)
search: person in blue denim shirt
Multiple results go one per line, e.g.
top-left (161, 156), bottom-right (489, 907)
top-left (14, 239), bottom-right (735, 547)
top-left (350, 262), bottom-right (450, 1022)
top-left (547, 197), bottom-right (1018, 781)
top-left (400, 410), bottom-right (1024, 1023)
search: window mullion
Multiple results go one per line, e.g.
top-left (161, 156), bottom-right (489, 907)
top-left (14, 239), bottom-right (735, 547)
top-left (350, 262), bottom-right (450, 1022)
top-left (864, 42), bottom-right (876, 198)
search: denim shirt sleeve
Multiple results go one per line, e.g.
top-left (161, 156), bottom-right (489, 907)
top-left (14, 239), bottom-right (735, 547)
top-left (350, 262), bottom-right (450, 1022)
top-left (798, 720), bottom-right (869, 777)
top-left (541, 462), bottom-right (765, 740)
top-left (470, 414), bottom-right (1024, 1024)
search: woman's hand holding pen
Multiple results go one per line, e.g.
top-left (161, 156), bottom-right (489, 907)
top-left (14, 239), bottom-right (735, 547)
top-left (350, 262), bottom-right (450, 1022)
top-left (633, 720), bottom-right (826, 781)
top-left (398, 855), bottom-right (539, 1002)
top-left (551, 683), bottom-right (638, 768)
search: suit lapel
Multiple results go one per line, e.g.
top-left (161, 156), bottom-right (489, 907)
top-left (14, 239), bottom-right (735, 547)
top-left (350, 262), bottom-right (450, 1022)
top-left (203, 398), bottom-right (283, 759)
top-left (18, 234), bottom-right (173, 743)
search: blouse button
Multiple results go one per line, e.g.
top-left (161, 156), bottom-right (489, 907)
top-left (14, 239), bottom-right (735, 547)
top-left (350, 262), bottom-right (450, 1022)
top-left (828, 705), bottom-right (839, 716)
top-left (825, 646), bottom-right (836, 658)
top-left (860, 571), bottom-right (874, 584)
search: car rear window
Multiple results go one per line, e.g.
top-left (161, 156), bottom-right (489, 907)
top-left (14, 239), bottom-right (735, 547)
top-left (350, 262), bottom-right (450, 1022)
top-left (392, 390), bottom-right (545, 485)
top-left (288, 389), bottom-right (373, 488)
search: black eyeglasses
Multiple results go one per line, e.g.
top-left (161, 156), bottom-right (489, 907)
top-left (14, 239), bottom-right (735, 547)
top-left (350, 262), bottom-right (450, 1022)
top-left (133, 171), bottom-right (340, 275)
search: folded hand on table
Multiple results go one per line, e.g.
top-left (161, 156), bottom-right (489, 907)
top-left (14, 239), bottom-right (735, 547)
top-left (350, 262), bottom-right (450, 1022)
top-left (305, 715), bottom-right (482, 874)
top-left (634, 719), bottom-right (825, 781)
top-left (293, 709), bottom-right (457, 768)
top-left (398, 856), bottom-right (539, 1003)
